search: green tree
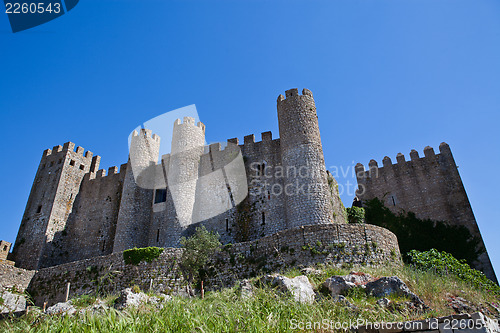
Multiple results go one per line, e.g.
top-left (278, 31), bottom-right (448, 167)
top-left (180, 225), bottom-right (221, 286)
top-left (346, 206), bottom-right (365, 224)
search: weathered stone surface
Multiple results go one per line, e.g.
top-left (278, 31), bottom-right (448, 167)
top-left (238, 279), bottom-right (254, 299)
top-left (365, 276), bottom-right (424, 305)
top-left (45, 301), bottom-right (76, 315)
top-left (261, 274), bottom-right (315, 304)
top-left (0, 291), bottom-right (26, 314)
top-left (114, 288), bottom-right (149, 309)
top-left (344, 272), bottom-right (374, 285)
top-left (377, 297), bottom-right (391, 307)
top-left (323, 276), bottom-right (356, 296)
top-left (356, 144), bottom-right (497, 283)
top-left (0, 263), bottom-right (35, 292)
top-left (323, 272), bottom-right (374, 296)
top-left (27, 224), bottom-right (401, 307)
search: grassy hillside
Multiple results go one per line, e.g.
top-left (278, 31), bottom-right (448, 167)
top-left (1, 263), bottom-right (499, 333)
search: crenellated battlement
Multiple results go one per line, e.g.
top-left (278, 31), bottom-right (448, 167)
top-left (132, 128), bottom-right (161, 142)
top-left (41, 141), bottom-right (95, 161)
top-left (356, 142), bottom-right (452, 179)
top-left (226, 131), bottom-right (278, 149)
top-left (277, 88), bottom-right (313, 102)
top-left (173, 117), bottom-right (205, 133)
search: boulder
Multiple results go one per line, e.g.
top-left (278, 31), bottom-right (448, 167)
top-left (261, 274), bottom-right (315, 304)
top-left (343, 272), bottom-right (373, 285)
top-left (114, 288), bottom-right (149, 309)
top-left (0, 291), bottom-right (26, 314)
top-left (45, 301), bottom-right (76, 315)
top-left (323, 276), bottom-right (356, 296)
top-left (365, 276), bottom-right (424, 305)
top-left (376, 297), bottom-right (391, 308)
top-left (239, 279), bottom-right (254, 299)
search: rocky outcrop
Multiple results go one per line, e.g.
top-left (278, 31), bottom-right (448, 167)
top-left (0, 290), bottom-right (26, 314)
top-left (260, 274), bottom-right (315, 304)
top-left (365, 276), bottom-right (425, 306)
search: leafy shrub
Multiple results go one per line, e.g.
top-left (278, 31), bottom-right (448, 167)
top-left (346, 206), bottom-right (365, 224)
top-left (123, 247), bottom-right (164, 265)
top-left (407, 249), bottom-right (500, 295)
top-left (364, 197), bottom-right (481, 264)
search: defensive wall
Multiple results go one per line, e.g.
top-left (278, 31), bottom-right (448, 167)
top-left (355, 143), bottom-right (496, 282)
top-left (26, 224), bottom-right (400, 306)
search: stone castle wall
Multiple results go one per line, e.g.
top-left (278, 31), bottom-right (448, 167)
top-left (355, 143), bottom-right (496, 282)
top-left (11, 88), bottom-right (348, 271)
top-left (0, 264), bottom-right (35, 293)
top-left (26, 224), bottom-right (400, 307)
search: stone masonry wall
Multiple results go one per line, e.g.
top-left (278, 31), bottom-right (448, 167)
top-left (355, 143), bottom-right (496, 283)
top-left (0, 264), bottom-right (35, 292)
top-left (26, 224), bottom-right (400, 306)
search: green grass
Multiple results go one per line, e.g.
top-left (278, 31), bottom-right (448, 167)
top-left (1, 263), bottom-right (498, 333)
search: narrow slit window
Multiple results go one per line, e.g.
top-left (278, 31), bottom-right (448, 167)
top-left (391, 196), bottom-right (396, 206)
top-left (262, 212), bottom-right (265, 225)
top-left (154, 189), bottom-right (167, 204)
top-left (156, 229), bottom-right (160, 243)
top-left (226, 219), bottom-right (229, 232)
top-left (102, 240), bottom-right (106, 252)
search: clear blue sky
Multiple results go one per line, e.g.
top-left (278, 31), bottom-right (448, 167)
top-left (0, 0), bottom-right (499, 276)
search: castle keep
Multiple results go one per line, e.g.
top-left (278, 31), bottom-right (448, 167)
top-left (355, 145), bottom-right (497, 282)
top-left (11, 88), bottom-right (346, 270)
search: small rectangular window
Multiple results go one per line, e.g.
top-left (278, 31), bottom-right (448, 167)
top-left (58, 159), bottom-right (62, 164)
top-left (49, 161), bottom-right (54, 167)
top-left (154, 188), bottom-right (167, 204)
top-left (36, 205), bottom-right (42, 214)
top-left (70, 160), bottom-right (75, 166)
top-left (3, 245), bottom-right (7, 251)
top-left (40, 164), bottom-right (45, 170)
top-left (79, 164), bottom-right (85, 170)
top-left (262, 212), bottom-right (265, 225)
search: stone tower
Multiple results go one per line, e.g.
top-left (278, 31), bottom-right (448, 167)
top-left (113, 129), bottom-right (160, 252)
top-left (168, 117), bottom-right (206, 227)
top-left (11, 142), bottom-right (98, 269)
top-left (277, 88), bottom-right (334, 228)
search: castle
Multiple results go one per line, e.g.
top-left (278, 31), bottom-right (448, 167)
top-left (6, 88), bottom-right (496, 283)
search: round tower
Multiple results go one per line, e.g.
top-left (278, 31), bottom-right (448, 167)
top-left (277, 88), bottom-right (334, 229)
top-left (114, 129), bottom-right (161, 252)
top-left (167, 117), bottom-right (206, 227)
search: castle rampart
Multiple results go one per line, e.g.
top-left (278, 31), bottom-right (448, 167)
top-left (26, 224), bottom-right (401, 307)
top-left (355, 143), bottom-right (497, 282)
